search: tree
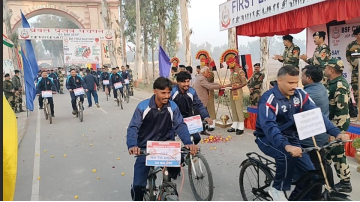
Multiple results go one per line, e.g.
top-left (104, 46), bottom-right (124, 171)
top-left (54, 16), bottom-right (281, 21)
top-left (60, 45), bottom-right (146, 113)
top-left (3, 0), bottom-right (19, 69)
top-left (260, 37), bottom-right (269, 92)
top-left (180, 0), bottom-right (191, 66)
top-left (166, 1), bottom-right (180, 57)
top-left (100, 0), bottom-right (119, 68)
top-left (134, 0), bottom-right (142, 81)
top-left (118, 0), bottom-right (127, 65)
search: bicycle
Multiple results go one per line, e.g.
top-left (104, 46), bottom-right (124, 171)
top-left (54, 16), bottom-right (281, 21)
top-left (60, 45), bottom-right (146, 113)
top-left (136, 147), bottom-right (193, 201)
top-left (113, 82), bottom-right (124, 109)
top-left (75, 95), bottom-right (84, 122)
top-left (41, 91), bottom-right (55, 124)
top-left (123, 83), bottom-right (130, 103)
top-left (175, 122), bottom-right (214, 201)
top-left (238, 140), bottom-right (353, 201)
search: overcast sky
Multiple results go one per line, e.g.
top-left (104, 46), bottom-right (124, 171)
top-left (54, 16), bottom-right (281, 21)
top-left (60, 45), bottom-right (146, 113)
top-left (187, 0), bottom-right (307, 46)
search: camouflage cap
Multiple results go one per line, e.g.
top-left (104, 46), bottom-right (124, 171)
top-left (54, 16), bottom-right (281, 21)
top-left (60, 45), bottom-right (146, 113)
top-left (325, 58), bottom-right (344, 71)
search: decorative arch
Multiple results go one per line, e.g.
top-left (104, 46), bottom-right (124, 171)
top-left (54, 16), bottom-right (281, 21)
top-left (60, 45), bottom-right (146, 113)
top-left (11, 8), bottom-right (85, 32)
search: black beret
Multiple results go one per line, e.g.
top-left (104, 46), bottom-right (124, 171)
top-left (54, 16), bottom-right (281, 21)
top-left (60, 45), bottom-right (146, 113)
top-left (313, 31), bottom-right (326, 37)
top-left (179, 65), bottom-right (186, 68)
top-left (4, 73), bottom-right (10, 77)
top-left (354, 27), bottom-right (360, 35)
top-left (254, 63), bottom-right (261, 67)
top-left (196, 65), bottom-right (201, 69)
top-left (112, 67), bottom-right (116, 70)
top-left (282, 35), bottom-right (293, 41)
top-left (14, 70), bottom-right (20, 73)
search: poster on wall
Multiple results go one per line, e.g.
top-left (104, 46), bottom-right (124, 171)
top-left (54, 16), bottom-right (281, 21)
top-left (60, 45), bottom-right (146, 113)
top-left (329, 23), bottom-right (360, 84)
top-left (63, 37), bottom-right (102, 64)
top-left (3, 60), bottom-right (15, 76)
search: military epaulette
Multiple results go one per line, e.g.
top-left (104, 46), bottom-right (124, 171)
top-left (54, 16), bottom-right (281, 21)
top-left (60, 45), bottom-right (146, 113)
top-left (337, 81), bottom-right (344, 88)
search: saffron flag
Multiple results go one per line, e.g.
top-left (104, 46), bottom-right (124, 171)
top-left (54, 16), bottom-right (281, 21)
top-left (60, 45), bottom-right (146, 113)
top-left (159, 45), bottom-right (171, 78)
top-left (240, 54), bottom-right (253, 79)
top-left (3, 95), bottom-right (18, 201)
top-left (21, 10), bottom-right (39, 78)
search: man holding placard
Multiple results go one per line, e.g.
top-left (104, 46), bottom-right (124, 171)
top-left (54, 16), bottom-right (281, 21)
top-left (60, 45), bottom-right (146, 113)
top-left (347, 27), bottom-right (360, 106)
top-left (66, 69), bottom-right (88, 115)
top-left (171, 71), bottom-right (213, 142)
top-left (109, 67), bottom-right (125, 101)
top-left (36, 71), bottom-right (57, 117)
top-left (126, 77), bottom-right (198, 201)
top-left (324, 58), bottom-right (352, 193)
top-left (254, 65), bottom-right (349, 201)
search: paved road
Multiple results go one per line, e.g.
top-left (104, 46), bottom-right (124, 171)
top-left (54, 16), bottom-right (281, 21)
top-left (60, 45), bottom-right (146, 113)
top-left (15, 88), bottom-right (360, 201)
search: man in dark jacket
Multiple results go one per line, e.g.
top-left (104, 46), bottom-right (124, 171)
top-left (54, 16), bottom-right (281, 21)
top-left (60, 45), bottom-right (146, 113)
top-left (100, 67), bottom-right (111, 95)
top-left (12, 70), bottom-right (24, 112)
top-left (36, 71), bottom-right (57, 116)
top-left (127, 77), bottom-right (198, 201)
top-left (110, 68), bottom-right (124, 101)
top-left (84, 69), bottom-right (100, 108)
top-left (120, 66), bottom-right (130, 96)
top-left (3, 73), bottom-right (16, 112)
top-left (49, 69), bottom-right (60, 93)
top-left (66, 69), bottom-right (88, 115)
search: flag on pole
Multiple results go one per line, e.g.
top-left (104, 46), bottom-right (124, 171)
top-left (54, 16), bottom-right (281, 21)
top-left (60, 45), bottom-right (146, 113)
top-left (3, 34), bottom-right (14, 48)
top-left (158, 45), bottom-right (171, 78)
top-left (21, 46), bottom-right (37, 111)
top-left (240, 54), bottom-right (253, 79)
top-left (3, 95), bottom-right (18, 201)
top-left (21, 10), bottom-right (39, 78)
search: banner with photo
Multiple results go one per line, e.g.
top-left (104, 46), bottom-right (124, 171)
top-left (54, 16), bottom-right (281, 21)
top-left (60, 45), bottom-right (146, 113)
top-left (329, 23), bottom-right (360, 84)
top-left (63, 37), bottom-right (102, 64)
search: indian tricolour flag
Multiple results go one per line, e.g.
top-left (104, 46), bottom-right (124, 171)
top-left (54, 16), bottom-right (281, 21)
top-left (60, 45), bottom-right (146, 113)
top-left (3, 34), bottom-right (14, 48)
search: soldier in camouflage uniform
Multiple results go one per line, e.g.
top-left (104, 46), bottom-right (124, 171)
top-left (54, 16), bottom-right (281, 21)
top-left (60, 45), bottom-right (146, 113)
top-left (126, 64), bottom-right (134, 96)
top-left (247, 63), bottom-right (264, 106)
top-left (324, 58), bottom-right (352, 193)
top-left (58, 67), bottom-right (65, 94)
top-left (346, 27), bottom-right (360, 105)
top-left (301, 31), bottom-right (331, 87)
top-left (3, 73), bottom-right (16, 112)
top-left (12, 70), bottom-right (24, 112)
top-left (273, 35), bottom-right (300, 69)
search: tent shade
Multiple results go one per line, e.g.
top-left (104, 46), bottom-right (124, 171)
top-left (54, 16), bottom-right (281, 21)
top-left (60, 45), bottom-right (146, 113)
top-left (235, 0), bottom-right (360, 37)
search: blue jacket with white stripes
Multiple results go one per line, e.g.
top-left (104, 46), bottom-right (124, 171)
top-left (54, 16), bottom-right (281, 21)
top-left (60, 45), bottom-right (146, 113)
top-left (254, 84), bottom-right (341, 149)
top-left (36, 77), bottom-right (56, 94)
top-left (66, 75), bottom-right (87, 90)
top-left (126, 95), bottom-right (193, 149)
top-left (171, 85), bottom-right (209, 119)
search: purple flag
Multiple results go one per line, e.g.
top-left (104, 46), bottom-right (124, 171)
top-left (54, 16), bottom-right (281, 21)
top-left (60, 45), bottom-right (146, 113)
top-left (158, 45), bottom-right (171, 78)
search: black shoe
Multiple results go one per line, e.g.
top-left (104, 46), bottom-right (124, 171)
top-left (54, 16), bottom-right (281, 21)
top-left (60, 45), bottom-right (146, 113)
top-left (39, 107), bottom-right (43, 110)
top-left (227, 128), bottom-right (236, 132)
top-left (19, 109), bottom-right (25, 112)
top-left (72, 110), bottom-right (77, 115)
top-left (200, 131), bottom-right (211, 136)
top-left (88, 105), bottom-right (92, 108)
top-left (334, 180), bottom-right (352, 193)
top-left (207, 128), bottom-right (215, 132)
top-left (60, 91), bottom-right (64, 94)
top-left (51, 114), bottom-right (55, 117)
top-left (236, 130), bottom-right (244, 135)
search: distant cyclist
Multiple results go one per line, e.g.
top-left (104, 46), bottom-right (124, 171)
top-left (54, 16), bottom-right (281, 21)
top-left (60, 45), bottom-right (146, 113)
top-left (66, 69), bottom-right (88, 115)
top-left (36, 70), bottom-right (57, 117)
top-left (100, 66), bottom-right (111, 96)
top-left (109, 67), bottom-right (124, 101)
top-left (120, 65), bottom-right (131, 97)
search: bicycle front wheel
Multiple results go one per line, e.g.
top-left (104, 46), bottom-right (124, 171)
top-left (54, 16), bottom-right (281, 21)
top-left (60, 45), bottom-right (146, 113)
top-left (188, 153), bottom-right (214, 201)
top-left (78, 102), bottom-right (83, 122)
top-left (47, 104), bottom-right (52, 124)
top-left (239, 160), bottom-right (273, 201)
top-left (44, 103), bottom-right (48, 120)
top-left (144, 177), bottom-right (156, 201)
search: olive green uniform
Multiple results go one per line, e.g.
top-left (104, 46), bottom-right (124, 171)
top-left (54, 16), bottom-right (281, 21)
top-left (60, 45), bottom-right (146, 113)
top-left (229, 66), bottom-right (247, 130)
top-left (346, 40), bottom-right (360, 104)
top-left (247, 72), bottom-right (264, 106)
top-left (3, 80), bottom-right (16, 111)
top-left (307, 43), bottom-right (332, 86)
top-left (206, 70), bottom-right (216, 120)
top-left (12, 75), bottom-right (23, 112)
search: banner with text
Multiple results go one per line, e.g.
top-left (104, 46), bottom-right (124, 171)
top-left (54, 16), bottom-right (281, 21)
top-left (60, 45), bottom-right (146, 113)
top-left (18, 28), bottom-right (115, 41)
top-left (329, 23), bottom-right (360, 84)
top-left (63, 37), bottom-right (102, 64)
top-left (219, 0), bottom-right (325, 31)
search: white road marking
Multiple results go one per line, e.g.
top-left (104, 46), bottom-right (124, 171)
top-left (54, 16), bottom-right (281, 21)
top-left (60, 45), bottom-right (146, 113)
top-left (131, 96), bottom-right (142, 101)
top-left (97, 107), bottom-right (108, 114)
top-left (31, 110), bottom-right (41, 201)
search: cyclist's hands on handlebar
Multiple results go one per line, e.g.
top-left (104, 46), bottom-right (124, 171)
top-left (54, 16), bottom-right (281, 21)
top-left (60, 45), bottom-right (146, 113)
top-left (336, 133), bottom-right (350, 142)
top-left (128, 146), bottom-right (141, 155)
top-left (185, 144), bottom-right (198, 155)
top-left (285, 145), bottom-right (303, 157)
top-left (205, 118), bottom-right (213, 125)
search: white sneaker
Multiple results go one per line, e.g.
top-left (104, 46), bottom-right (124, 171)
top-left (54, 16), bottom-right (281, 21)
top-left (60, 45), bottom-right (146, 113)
top-left (268, 186), bottom-right (287, 201)
top-left (114, 98), bottom-right (117, 101)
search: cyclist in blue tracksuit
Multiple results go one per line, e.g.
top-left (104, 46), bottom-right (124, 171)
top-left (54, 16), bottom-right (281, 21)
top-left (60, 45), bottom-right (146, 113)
top-left (99, 67), bottom-right (111, 95)
top-left (66, 69), bottom-right (88, 115)
top-left (120, 65), bottom-right (131, 96)
top-left (126, 77), bottom-right (198, 201)
top-left (171, 71), bottom-right (213, 144)
top-left (109, 67), bottom-right (124, 101)
top-left (254, 65), bottom-right (349, 201)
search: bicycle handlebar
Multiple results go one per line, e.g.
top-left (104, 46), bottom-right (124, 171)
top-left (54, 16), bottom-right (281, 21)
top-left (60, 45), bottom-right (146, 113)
top-left (134, 147), bottom-right (197, 158)
top-left (302, 139), bottom-right (353, 153)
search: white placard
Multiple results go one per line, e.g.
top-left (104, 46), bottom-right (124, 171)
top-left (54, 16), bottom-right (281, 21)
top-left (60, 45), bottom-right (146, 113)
top-left (103, 80), bottom-right (110, 85)
top-left (63, 37), bottom-right (102, 64)
top-left (114, 82), bottom-right (123, 89)
top-left (293, 108), bottom-right (326, 140)
top-left (146, 141), bottom-right (181, 167)
top-left (74, 87), bottom-right (85, 96)
top-left (219, 0), bottom-right (325, 31)
top-left (41, 91), bottom-right (53, 98)
top-left (124, 79), bottom-right (130, 84)
top-left (18, 28), bottom-right (115, 41)
top-left (183, 115), bottom-right (204, 134)
top-left (329, 23), bottom-right (360, 84)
